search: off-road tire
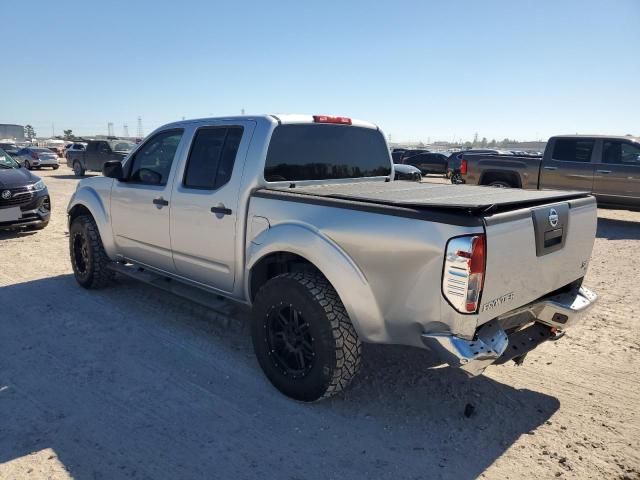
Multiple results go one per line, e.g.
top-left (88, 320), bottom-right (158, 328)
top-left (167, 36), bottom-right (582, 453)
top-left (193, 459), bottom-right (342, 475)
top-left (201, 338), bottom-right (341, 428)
top-left (73, 161), bottom-right (85, 177)
top-left (251, 271), bottom-right (362, 401)
top-left (69, 214), bottom-right (115, 289)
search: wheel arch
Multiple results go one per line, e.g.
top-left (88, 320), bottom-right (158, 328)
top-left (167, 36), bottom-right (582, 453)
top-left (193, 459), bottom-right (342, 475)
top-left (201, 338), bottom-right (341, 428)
top-left (67, 187), bottom-right (117, 258)
top-left (479, 170), bottom-right (522, 188)
top-left (246, 223), bottom-right (386, 343)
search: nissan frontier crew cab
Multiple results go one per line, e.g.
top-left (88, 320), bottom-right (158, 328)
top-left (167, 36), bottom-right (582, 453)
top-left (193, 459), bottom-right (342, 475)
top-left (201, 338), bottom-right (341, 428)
top-left (67, 114), bottom-right (598, 401)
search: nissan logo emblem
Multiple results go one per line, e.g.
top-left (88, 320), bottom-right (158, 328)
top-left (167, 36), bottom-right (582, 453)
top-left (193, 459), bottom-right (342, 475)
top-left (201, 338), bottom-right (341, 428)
top-left (548, 208), bottom-right (559, 228)
top-left (1, 190), bottom-right (11, 200)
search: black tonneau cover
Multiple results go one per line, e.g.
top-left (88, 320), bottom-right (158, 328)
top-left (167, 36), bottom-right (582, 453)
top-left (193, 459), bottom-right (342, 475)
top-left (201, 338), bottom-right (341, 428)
top-left (260, 181), bottom-right (591, 215)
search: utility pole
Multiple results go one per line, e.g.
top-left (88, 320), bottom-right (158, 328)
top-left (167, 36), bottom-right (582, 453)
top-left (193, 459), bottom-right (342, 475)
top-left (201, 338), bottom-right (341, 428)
top-left (107, 122), bottom-right (115, 137)
top-left (51, 122), bottom-right (55, 137)
top-left (123, 124), bottom-right (129, 137)
top-left (136, 116), bottom-right (143, 138)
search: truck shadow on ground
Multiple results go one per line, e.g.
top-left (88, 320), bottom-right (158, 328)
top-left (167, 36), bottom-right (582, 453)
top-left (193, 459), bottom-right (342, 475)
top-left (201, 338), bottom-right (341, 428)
top-left (0, 274), bottom-right (559, 480)
top-left (596, 216), bottom-right (640, 240)
top-left (0, 229), bottom-right (38, 240)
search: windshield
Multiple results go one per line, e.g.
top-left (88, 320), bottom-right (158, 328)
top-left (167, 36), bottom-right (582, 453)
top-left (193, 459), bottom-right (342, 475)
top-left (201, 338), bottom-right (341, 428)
top-left (0, 149), bottom-right (20, 169)
top-left (264, 124), bottom-right (391, 181)
top-left (111, 141), bottom-right (135, 152)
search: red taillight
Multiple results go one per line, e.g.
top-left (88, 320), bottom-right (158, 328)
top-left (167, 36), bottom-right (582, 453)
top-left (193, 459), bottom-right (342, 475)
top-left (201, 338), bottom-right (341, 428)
top-left (459, 158), bottom-right (468, 175)
top-left (465, 235), bottom-right (486, 312)
top-left (443, 234), bottom-right (486, 313)
top-left (31, 152), bottom-right (38, 160)
top-left (313, 115), bottom-right (352, 125)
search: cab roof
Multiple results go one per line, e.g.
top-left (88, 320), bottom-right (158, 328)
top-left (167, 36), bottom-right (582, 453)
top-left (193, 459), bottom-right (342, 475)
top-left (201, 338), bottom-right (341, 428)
top-left (162, 114), bottom-right (378, 130)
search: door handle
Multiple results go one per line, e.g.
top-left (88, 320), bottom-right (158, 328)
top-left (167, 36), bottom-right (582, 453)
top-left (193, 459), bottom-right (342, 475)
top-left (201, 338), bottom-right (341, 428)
top-left (596, 169), bottom-right (612, 174)
top-left (211, 205), bottom-right (232, 215)
top-left (543, 166), bottom-right (558, 171)
top-left (153, 197), bottom-right (169, 206)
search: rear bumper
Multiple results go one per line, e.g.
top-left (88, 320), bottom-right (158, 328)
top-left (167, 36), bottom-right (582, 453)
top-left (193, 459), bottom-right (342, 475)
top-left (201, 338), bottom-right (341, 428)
top-left (421, 286), bottom-right (597, 376)
top-left (33, 160), bottom-right (59, 166)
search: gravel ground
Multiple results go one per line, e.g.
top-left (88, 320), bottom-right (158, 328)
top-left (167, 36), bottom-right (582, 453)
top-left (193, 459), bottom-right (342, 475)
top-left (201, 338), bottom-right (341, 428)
top-left (1, 167), bottom-right (638, 480)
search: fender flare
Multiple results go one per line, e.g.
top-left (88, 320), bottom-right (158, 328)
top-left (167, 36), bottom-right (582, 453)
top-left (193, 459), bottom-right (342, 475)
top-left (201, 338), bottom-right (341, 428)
top-left (246, 221), bottom-right (387, 343)
top-left (67, 186), bottom-right (117, 258)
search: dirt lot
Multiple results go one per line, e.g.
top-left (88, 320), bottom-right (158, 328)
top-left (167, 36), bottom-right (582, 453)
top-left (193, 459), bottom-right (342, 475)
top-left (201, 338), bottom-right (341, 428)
top-left (1, 166), bottom-right (638, 480)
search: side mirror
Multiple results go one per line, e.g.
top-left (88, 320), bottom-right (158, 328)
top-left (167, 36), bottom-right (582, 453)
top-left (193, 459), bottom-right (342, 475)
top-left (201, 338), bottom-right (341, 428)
top-left (103, 160), bottom-right (125, 180)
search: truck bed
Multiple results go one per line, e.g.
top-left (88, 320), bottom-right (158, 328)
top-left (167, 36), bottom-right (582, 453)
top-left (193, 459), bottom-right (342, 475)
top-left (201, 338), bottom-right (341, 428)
top-left (257, 181), bottom-right (591, 216)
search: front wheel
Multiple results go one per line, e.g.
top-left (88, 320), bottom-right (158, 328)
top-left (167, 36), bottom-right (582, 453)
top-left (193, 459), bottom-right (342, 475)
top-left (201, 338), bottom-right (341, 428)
top-left (251, 271), bottom-right (362, 401)
top-left (69, 214), bottom-right (115, 288)
top-left (24, 160), bottom-right (31, 170)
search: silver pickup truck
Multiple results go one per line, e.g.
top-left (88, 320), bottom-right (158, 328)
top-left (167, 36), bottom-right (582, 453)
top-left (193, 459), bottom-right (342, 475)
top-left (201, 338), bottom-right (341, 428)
top-left (67, 114), bottom-right (598, 401)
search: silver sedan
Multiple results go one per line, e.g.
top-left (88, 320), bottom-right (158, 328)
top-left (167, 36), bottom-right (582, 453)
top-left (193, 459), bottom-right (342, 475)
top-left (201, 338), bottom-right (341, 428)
top-left (14, 147), bottom-right (60, 170)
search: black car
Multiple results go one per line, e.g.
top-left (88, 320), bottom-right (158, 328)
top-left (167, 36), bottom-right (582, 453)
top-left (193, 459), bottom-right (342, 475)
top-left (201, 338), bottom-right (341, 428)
top-left (393, 163), bottom-right (422, 181)
top-left (0, 148), bottom-right (50, 231)
top-left (399, 149), bottom-right (430, 163)
top-left (391, 148), bottom-right (407, 163)
top-left (403, 152), bottom-right (449, 175)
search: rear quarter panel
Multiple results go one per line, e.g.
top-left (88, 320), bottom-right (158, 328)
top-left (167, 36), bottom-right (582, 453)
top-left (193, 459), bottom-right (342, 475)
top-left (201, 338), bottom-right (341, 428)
top-left (247, 195), bottom-right (484, 345)
top-left (466, 155), bottom-right (542, 189)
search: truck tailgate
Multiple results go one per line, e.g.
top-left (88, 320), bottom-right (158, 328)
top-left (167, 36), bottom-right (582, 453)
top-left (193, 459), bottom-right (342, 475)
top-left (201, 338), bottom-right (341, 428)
top-left (477, 196), bottom-right (597, 323)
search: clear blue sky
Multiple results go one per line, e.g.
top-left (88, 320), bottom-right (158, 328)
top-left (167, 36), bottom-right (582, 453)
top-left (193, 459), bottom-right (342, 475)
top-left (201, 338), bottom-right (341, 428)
top-left (2, 0), bottom-right (639, 142)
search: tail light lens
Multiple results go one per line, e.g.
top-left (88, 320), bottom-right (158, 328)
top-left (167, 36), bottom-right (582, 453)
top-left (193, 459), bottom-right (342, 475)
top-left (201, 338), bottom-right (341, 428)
top-left (31, 152), bottom-right (39, 160)
top-left (459, 158), bottom-right (468, 175)
top-left (442, 234), bottom-right (486, 313)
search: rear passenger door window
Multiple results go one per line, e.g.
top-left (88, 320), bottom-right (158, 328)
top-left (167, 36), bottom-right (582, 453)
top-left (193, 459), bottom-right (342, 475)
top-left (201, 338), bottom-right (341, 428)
top-left (603, 141), bottom-right (640, 165)
top-left (552, 139), bottom-right (594, 162)
top-left (183, 127), bottom-right (244, 189)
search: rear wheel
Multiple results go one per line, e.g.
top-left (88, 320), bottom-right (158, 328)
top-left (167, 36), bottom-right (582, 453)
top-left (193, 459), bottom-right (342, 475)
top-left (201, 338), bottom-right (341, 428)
top-left (73, 161), bottom-right (85, 177)
top-left (52, 165), bottom-right (59, 170)
top-left (488, 180), bottom-right (512, 188)
top-left (251, 271), bottom-right (362, 401)
top-left (69, 214), bottom-right (115, 288)
top-left (24, 160), bottom-right (31, 170)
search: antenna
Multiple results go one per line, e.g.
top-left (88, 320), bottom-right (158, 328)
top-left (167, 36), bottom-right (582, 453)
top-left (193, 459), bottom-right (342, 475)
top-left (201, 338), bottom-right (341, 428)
top-left (123, 123), bottom-right (129, 137)
top-left (136, 116), bottom-right (143, 138)
top-left (107, 122), bottom-right (114, 136)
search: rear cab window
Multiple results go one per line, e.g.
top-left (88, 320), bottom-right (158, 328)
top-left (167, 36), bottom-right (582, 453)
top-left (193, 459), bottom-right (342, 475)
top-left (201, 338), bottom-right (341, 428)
top-left (552, 139), bottom-right (594, 162)
top-left (264, 124), bottom-right (391, 182)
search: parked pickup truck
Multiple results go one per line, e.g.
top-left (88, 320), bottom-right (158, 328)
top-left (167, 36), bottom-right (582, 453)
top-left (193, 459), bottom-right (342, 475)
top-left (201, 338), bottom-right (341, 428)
top-left (67, 114), bottom-right (598, 401)
top-left (458, 135), bottom-right (640, 210)
top-left (67, 139), bottom-right (136, 177)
